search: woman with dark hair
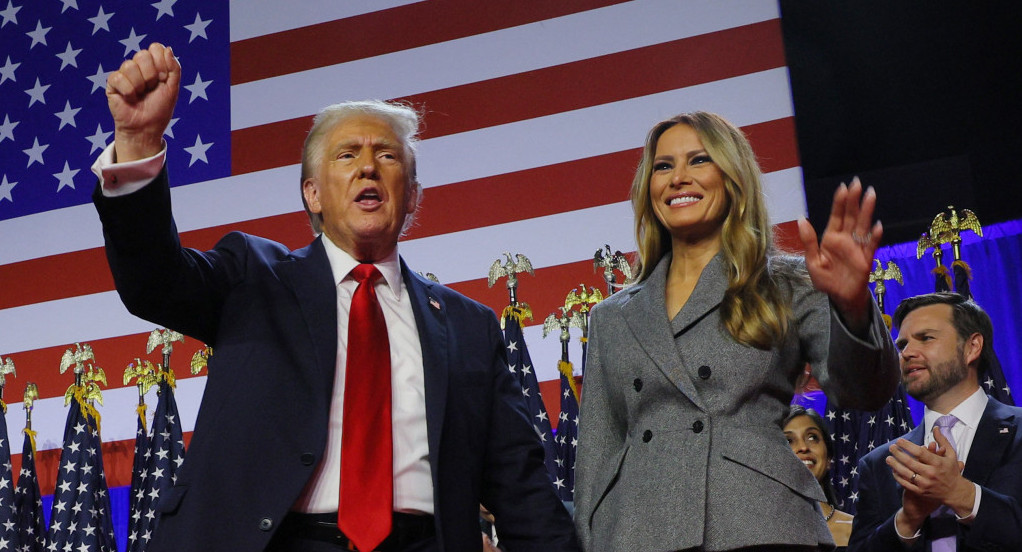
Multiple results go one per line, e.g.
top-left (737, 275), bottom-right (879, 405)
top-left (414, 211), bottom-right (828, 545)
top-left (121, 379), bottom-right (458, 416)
top-left (573, 111), bottom-right (900, 551)
top-left (784, 405), bottom-right (854, 550)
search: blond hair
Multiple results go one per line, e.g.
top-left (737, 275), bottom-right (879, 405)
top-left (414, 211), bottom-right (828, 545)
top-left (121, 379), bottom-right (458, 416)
top-left (630, 112), bottom-right (803, 349)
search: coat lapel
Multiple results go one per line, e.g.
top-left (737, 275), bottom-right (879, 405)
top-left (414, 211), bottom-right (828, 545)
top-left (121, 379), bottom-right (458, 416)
top-left (620, 254), bottom-right (709, 410)
top-left (401, 261), bottom-right (449, 471)
top-left (962, 398), bottom-right (1017, 484)
top-left (276, 236), bottom-right (338, 387)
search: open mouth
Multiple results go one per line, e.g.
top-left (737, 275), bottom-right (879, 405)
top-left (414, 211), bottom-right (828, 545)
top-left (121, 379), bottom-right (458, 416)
top-left (355, 188), bottom-right (382, 205)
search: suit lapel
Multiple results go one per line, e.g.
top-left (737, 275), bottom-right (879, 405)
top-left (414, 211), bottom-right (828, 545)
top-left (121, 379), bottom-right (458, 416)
top-left (277, 236), bottom-right (338, 386)
top-left (401, 261), bottom-right (449, 470)
top-left (620, 254), bottom-right (708, 410)
top-left (962, 398), bottom-right (1017, 485)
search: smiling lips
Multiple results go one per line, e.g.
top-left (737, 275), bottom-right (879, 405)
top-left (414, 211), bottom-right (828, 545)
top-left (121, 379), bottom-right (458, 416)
top-left (667, 193), bottom-right (702, 207)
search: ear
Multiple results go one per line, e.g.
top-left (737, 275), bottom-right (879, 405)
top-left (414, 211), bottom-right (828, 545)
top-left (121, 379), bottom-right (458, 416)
top-left (964, 332), bottom-right (984, 367)
top-left (302, 178), bottom-right (322, 214)
top-left (405, 179), bottom-right (421, 213)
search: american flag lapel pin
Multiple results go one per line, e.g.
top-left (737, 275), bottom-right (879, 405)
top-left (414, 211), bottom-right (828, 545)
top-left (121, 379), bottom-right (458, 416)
top-left (429, 297), bottom-right (441, 311)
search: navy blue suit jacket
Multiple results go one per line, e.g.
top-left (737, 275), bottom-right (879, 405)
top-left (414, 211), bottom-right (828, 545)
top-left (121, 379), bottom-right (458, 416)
top-left (94, 173), bottom-right (578, 552)
top-left (849, 397), bottom-right (1022, 552)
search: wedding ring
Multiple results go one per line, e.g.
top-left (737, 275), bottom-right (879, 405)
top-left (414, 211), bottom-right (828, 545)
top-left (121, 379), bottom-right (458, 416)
top-left (911, 472), bottom-right (918, 482)
top-left (851, 231), bottom-right (872, 245)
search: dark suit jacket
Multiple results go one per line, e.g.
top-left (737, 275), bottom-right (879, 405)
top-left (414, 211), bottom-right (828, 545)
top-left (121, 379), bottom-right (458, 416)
top-left (93, 173), bottom-right (578, 552)
top-left (849, 397), bottom-right (1022, 552)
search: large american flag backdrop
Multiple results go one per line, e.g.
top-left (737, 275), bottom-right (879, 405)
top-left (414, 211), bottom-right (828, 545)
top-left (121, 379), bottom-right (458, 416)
top-left (0, 0), bottom-right (806, 513)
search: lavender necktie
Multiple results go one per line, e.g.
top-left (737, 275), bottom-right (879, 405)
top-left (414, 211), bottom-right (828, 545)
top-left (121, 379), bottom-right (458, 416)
top-left (930, 414), bottom-right (959, 552)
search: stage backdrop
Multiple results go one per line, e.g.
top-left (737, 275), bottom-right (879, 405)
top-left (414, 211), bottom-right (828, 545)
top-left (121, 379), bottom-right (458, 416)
top-left (0, 0), bottom-right (806, 499)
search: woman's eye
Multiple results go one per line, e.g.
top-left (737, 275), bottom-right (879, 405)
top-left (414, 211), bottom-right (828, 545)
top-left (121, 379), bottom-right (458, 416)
top-left (653, 162), bottom-right (671, 171)
top-left (690, 154), bottom-right (712, 165)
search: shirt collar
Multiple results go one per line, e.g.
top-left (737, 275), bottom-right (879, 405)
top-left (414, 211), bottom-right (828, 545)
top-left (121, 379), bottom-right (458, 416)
top-left (923, 386), bottom-right (988, 434)
top-left (320, 235), bottom-right (404, 301)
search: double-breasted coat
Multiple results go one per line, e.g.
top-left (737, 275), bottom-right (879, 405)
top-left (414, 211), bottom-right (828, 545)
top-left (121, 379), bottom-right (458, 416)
top-left (574, 253), bottom-right (899, 551)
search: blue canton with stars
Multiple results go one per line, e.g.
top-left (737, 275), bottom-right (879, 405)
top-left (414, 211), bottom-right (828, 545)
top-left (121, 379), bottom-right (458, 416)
top-left (127, 380), bottom-right (184, 552)
top-left (45, 398), bottom-right (117, 552)
top-left (0, 403), bottom-right (18, 550)
top-left (14, 430), bottom-right (46, 552)
top-left (502, 315), bottom-right (558, 483)
top-left (554, 354), bottom-right (579, 503)
top-left (0, 0), bottom-right (230, 221)
top-left (823, 384), bottom-right (915, 515)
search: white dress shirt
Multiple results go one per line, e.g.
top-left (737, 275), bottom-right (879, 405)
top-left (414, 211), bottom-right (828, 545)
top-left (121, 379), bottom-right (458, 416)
top-left (895, 386), bottom-right (988, 540)
top-left (92, 144), bottom-right (435, 513)
top-left (294, 238), bottom-right (433, 514)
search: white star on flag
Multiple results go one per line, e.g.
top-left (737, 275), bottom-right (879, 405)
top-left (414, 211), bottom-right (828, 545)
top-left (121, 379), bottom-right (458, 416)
top-left (54, 161), bottom-right (80, 191)
top-left (184, 72), bottom-right (212, 103)
top-left (183, 134), bottom-right (212, 166)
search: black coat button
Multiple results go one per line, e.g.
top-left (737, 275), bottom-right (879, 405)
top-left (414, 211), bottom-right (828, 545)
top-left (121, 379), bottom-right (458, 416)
top-left (633, 378), bottom-right (643, 391)
top-left (692, 420), bottom-right (704, 433)
top-left (697, 365), bottom-right (711, 379)
top-left (258, 517), bottom-right (273, 531)
top-left (300, 453), bottom-right (316, 466)
top-left (642, 429), bottom-right (653, 442)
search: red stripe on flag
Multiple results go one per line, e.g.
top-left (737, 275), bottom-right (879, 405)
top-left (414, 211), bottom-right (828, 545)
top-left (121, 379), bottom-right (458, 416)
top-left (0, 118), bottom-right (798, 310)
top-left (11, 432), bottom-right (195, 496)
top-left (231, 20), bottom-right (787, 176)
top-left (5, 334), bottom-right (210, 401)
top-left (230, 0), bottom-right (631, 85)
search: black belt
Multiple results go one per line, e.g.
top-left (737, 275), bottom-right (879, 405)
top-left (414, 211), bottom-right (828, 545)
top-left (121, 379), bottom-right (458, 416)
top-left (278, 511), bottom-right (435, 551)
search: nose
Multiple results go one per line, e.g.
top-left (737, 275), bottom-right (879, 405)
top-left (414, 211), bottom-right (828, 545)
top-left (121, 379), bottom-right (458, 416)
top-left (358, 152), bottom-right (379, 179)
top-left (900, 341), bottom-right (918, 361)
top-left (670, 165), bottom-right (690, 187)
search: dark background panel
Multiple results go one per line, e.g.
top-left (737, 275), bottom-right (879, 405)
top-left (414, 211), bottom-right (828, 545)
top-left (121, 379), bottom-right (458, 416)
top-left (780, 2), bottom-right (1022, 244)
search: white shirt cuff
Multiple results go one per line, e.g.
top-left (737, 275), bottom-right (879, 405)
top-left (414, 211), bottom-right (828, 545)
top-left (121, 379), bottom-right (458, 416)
top-left (893, 508), bottom-right (922, 541)
top-left (956, 483), bottom-right (982, 521)
top-left (91, 142), bottom-right (167, 197)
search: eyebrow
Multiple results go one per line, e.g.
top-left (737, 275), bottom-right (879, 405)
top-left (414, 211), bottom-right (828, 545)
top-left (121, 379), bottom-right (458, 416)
top-left (331, 138), bottom-right (404, 155)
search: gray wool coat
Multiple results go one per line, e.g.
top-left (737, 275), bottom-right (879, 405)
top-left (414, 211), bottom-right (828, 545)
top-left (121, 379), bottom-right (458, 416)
top-left (574, 253), bottom-right (899, 552)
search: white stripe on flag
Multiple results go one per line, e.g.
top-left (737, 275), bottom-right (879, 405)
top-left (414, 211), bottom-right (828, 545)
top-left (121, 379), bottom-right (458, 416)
top-left (230, 0), bottom-right (780, 130)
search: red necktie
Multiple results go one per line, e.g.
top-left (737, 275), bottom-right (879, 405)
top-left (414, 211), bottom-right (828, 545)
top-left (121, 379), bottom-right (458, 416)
top-left (339, 263), bottom-right (393, 551)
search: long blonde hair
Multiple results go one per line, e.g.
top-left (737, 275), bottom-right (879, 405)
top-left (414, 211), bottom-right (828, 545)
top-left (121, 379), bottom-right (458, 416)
top-left (630, 112), bottom-right (801, 349)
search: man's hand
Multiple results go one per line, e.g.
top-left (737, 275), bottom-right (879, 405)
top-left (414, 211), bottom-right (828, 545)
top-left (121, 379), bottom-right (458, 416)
top-left (887, 429), bottom-right (977, 525)
top-left (106, 42), bottom-right (180, 162)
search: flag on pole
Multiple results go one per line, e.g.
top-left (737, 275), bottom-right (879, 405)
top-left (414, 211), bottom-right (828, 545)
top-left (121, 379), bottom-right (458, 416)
top-left (0, 396), bottom-right (17, 550)
top-left (502, 311), bottom-right (558, 481)
top-left (46, 395), bottom-right (118, 551)
top-left (14, 426), bottom-right (45, 552)
top-left (554, 359), bottom-right (580, 503)
top-left (128, 378), bottom-right (185, 551)
top-left (825, 386), bottom-right (914, 515)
